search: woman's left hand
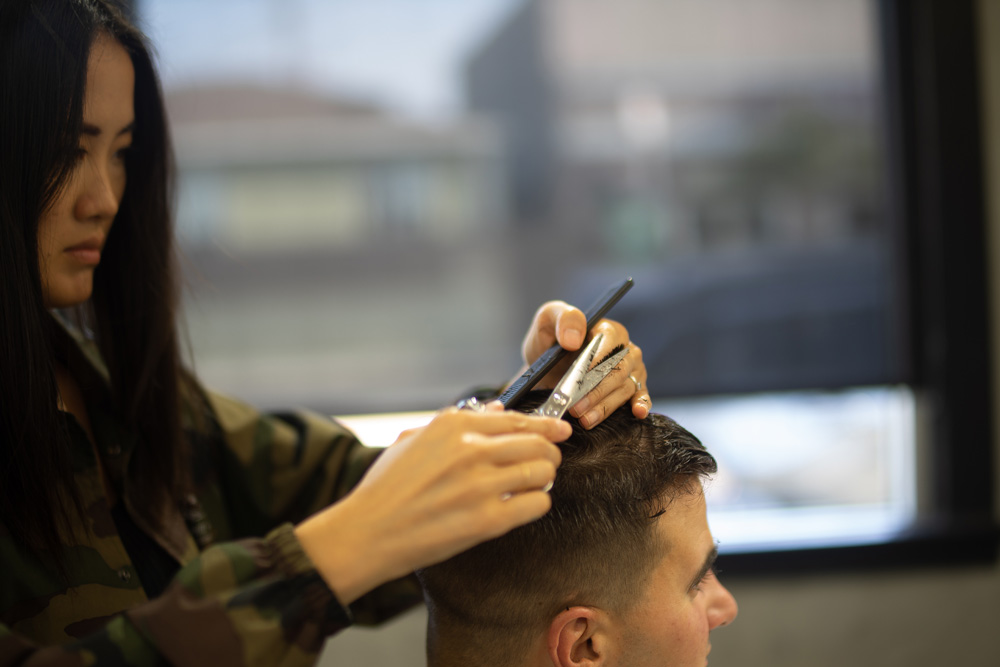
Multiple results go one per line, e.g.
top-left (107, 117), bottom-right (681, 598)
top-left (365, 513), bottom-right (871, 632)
top-left (519, 300), bottom-right (649, 429)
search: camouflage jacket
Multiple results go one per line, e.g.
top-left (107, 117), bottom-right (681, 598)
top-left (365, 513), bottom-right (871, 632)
top-left (0, 322), bottom-right (422, 665)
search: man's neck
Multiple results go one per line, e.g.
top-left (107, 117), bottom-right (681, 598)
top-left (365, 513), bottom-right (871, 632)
top-left (426, 629), bottom-right (549, 667)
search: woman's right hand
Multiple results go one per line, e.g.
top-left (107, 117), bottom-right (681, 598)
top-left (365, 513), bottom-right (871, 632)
top-left (294, 405), bottom-right (568, 605)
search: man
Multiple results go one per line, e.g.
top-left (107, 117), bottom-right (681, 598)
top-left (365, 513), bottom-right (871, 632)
top-left (416, 391), bottom-right (738, 667)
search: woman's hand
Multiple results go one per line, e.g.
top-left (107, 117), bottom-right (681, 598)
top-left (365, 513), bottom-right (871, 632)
top-left (520, 300), bottom-right (649, 429)
top-left (295, 406), bottom-right (569, 605)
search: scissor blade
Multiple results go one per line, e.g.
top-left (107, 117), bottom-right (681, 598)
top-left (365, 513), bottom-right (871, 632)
top-left (534, 334), bottom-right (605, 419)
top-left (574, 345), bottom-right (629, 399)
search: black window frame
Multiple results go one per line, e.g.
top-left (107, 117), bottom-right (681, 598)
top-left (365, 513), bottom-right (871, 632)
top-left (723, 0), bottom-right (998, 576)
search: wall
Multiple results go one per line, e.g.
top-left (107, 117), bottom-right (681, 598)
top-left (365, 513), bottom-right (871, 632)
top-left (320, 2), bottom-right (1000, 664)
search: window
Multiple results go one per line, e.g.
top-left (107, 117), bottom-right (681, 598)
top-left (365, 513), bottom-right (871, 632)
top-left (137, 0), bottom-right (995, 566)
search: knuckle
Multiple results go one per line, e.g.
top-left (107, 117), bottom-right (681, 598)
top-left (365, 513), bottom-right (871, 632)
top-left (436, 407), bottom-right (461, 422)
top-left (592, 320), bottom-right (614, 334)
top-left (509, 415), bottom-right (530, 431)
top-left (432, 410), bottom-right (461, 431)
top-left (457, 431), bottom-right (483, 453)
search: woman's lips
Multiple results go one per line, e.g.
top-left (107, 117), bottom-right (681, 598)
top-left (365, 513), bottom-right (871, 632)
top-left (65, 239), bottom-right (102, 265)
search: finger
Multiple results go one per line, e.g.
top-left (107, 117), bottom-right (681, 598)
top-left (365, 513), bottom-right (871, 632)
top-left (534, 311), bottom-right (619, 389)
top-left (523, 301), bottom-right (563, 360)
top-left (474, 433), bottom-right (563, 467)
top-left (488, 490), bottom-right (554, 534)
top-left (632, 392), bottom-right (651, 419)
top-left (571, 336), bottom-right (649, 423)
top-left (578, 382), bottom-right (637, 429)
top-left (552, 304), bottom-right (586, 351)
top-left (581, 367), bottom-right (650, 428)
top-left (434, 408), bottom-right (572, 442)
top-left (523, 301), bottom-right (584, 363)
top-left (586, 318), bottom-right (629, 352)
top-left (568, 345), bottom-right (632, 417)
top-left (497, 459), bottom-right (558, 494)
top-left (624, 343), bottom-right (650, 419)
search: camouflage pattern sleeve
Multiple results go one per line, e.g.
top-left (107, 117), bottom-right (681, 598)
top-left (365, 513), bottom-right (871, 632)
top-left (189, 391), bottom-right (422, 628)
top-left (0, 524), bottom-right (349, 666)
top-left (0, 618), bottom-right (161, 666)
top-left (193, 391), bottom-right (382, 539)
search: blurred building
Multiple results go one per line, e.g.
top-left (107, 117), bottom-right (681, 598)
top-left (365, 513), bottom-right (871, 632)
top-left (164, 85), bottom-right (520, 413)
top-left (465, 0), bottom-right (880, 247)
top-left (167, 84), bottom-right (507, 251)
top-left (464, 0), bottom-right (897, 395)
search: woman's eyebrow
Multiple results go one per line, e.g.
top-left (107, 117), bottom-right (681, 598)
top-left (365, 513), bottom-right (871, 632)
top-left (81, 120), bottom-right (135, 137)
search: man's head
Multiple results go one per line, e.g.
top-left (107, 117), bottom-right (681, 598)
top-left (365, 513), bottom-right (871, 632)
top-left (417, 391), bottom-right (737, 667)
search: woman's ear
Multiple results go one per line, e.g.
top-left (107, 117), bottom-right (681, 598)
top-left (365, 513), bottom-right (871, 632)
top-left (546, 606), bottom-right (611, 667)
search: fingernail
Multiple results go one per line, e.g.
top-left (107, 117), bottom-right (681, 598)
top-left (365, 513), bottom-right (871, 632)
top-left (582, 409), bottom-right (599, 429)
top-left (572, 397), bottom-right (591, 415)
top-left (566, 328), bottom-right (584, 349)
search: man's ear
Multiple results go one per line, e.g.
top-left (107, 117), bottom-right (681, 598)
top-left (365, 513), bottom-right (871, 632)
top-left (546, 606), bottom-right (611, 667)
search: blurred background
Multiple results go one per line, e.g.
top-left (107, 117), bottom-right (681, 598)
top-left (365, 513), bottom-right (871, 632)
top-left (130, 0), bottom-right (999, 664)
top-left (140, 0), bottom-right (912, 549)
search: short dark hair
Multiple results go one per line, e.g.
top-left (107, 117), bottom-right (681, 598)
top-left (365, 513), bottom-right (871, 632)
top-left (416, 391), bottom-right (717, 666)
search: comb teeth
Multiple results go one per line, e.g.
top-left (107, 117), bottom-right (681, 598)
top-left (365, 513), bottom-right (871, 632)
top-left (598, 343), bottom-right (626, 366)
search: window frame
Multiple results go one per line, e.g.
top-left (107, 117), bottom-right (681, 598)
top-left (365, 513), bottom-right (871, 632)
top-left (722, 0), bottom-right (998, 576)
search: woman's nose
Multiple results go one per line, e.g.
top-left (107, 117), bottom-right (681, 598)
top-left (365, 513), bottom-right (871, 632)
top-left (75, 160), bottom-right (122, 221)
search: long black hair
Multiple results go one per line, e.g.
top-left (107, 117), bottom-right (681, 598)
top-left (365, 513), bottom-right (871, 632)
top-left (0, 0), bottom-right (189, 567)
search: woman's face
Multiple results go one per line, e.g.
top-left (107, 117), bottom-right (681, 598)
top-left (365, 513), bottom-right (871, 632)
top-left (37, 33), bottom-right (134, 309)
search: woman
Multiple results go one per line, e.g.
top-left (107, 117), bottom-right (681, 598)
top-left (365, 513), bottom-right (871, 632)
top-left (0, 1), bottom-right (650, 664)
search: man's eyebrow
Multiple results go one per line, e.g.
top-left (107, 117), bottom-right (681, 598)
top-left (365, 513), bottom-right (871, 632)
top-left (81, 121), bottom-right (135, 137)
top-left (687, 544), bottom-right (719, 591)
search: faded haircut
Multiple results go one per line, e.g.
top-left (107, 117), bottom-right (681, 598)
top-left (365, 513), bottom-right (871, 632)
top-left (416, 390), bottom-right (717, 666)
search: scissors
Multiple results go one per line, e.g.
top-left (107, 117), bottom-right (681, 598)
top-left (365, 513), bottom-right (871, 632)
top-left (531, 332), bottom-right (629, 419)
top-left (459, 332), bottom-right (629, 419)
top-left (458, 333), bottom-right (627, 494)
